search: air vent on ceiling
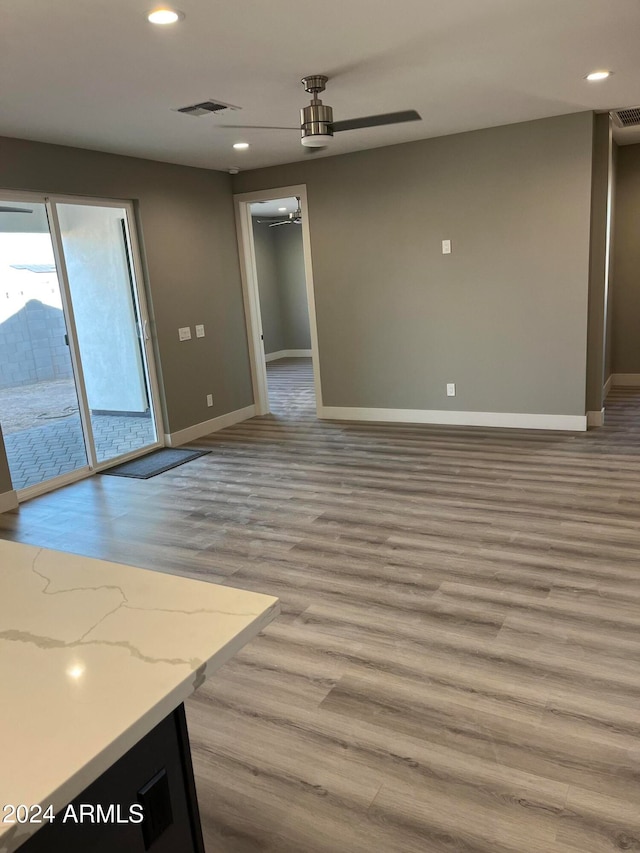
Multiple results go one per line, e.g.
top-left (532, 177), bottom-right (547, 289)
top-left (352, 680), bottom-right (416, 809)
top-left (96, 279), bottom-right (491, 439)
top-left (613, 107), bottom-right (640, 128)
top-left (173, 99), bottom-right (241, 117)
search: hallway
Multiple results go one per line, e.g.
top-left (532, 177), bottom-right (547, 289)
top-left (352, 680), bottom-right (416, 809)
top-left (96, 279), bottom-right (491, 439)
top-left (266, 357), bottom-right (315, 419)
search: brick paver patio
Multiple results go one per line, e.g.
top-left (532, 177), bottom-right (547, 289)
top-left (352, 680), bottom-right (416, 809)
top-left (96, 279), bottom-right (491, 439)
top-left (4, 413), bottom-right (155, 490)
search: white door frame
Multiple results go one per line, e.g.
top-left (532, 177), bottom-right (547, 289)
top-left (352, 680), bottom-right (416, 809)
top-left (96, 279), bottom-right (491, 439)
top-left (234, 184), bottom-right (323, 416)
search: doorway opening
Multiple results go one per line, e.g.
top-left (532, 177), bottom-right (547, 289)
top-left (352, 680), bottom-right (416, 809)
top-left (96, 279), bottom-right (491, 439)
top-left (0, 193), bottom-right (163, 499)
top-left (234, 185), bottom-right (322, 419)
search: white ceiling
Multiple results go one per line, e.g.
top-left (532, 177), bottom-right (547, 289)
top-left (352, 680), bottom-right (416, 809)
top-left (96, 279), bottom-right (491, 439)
top-left (2, 0), bottom-right (640, 172)
top-left (250, 198), bottom-right (299, 218)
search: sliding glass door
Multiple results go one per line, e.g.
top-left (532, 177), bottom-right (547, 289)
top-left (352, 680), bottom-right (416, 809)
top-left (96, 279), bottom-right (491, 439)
top-left (0, 199), bottom-right (89, 490)
top-left (53, 202), bottom-right (157, 464)
top-left (0, 193), bottom-right (162, 497)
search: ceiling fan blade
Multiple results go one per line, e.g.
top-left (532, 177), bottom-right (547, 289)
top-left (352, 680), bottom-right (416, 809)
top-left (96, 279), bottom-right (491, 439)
top-left (256, 218), bottom-right (287, 223)
top-left (216, 125), bottom-right (298, 131)
top-left (0, 206), bottom-right (34, 213)
top-left (333, 109), bottom-right (421, 133)
top-left (269, 220), bottom-right (292, 227)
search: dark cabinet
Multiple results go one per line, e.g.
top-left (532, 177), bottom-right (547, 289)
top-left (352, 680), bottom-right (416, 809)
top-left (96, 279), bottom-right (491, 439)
top-left (19, 705), bottom-right (204, 853)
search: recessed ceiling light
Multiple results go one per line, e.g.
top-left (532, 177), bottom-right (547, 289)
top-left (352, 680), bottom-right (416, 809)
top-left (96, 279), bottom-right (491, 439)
top-left (233, 142), bottom-right (250, 150)
top-left (586, 70), bottom-right (611, 82)
top-left (278, 207), bottom-right (287, 212)
top-left (147, 8), bottom-right (183, 24)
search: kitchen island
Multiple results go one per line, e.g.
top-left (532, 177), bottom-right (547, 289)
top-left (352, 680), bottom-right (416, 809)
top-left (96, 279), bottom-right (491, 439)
top-left (0, 539), bottom-right (279, 852)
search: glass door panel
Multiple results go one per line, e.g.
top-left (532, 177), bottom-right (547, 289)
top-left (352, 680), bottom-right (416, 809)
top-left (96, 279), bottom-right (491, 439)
top-left (0, 200), bottom-right (88, 490)
top-left (54, 203), bottom-right (158, 464)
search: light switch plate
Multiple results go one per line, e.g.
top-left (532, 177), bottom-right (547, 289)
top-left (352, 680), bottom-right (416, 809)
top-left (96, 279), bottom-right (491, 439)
top-left (442, 239), bottom-right (452, 255)
top-left (195, 324), bottom-right (205, 338)
top-left (178, 326), bottom-right (191, 341)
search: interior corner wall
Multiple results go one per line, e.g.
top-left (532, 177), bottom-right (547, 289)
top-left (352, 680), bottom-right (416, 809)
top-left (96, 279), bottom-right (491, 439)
top-left (234, 112), bottom-right (594, 417)
top-left (273, 225), bottom-right (311, 350)
top-left (252, 218), bottom-right (311, 355)
top-left (0, 136), bottom-right (253, 463)
top-left (585, 113), bottom-right (613, 413)
top-left (604, 140), bottom-right (618, 386)
top-left (252, 220), bottom-right (285, 355)
top-left (611, 141), bottom-right (640, 374)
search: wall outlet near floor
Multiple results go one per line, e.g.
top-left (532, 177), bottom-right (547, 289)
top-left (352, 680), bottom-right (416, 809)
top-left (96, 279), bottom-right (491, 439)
top-left (178, 326), bottom-right (192, 341)
top-left (206, 394), bottom-right (214, 407)
top-left (446, 383), bottom-right (456, 397)
top-left (195, 324), bottom-right (205, 338)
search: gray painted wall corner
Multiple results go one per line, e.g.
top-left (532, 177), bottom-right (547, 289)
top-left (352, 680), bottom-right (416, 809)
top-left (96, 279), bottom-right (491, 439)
top-left (585, 112), bottom-right (613, 413)
top-left (252, 219), bottom-right (311, 355)
top-left (611, 141), bottom-right (640, 374)
top-left (252, 221), bottom-right (286, 354)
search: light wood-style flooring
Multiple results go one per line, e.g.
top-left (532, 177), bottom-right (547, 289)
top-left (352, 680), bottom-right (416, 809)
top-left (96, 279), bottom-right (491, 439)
top-left (2, 358), bottom-right (640, 852)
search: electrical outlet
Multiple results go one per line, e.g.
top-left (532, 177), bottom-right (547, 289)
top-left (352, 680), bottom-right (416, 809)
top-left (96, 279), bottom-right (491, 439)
top-left (206, 394), bottom-right (213, 407)
top-left (446, 383), bottom-right (456, 397)
top-left (195, 324), bottom-right (205, 338)
top-left (442, 239), bottom-right (452, 254)
top-left (178, 326), bottom-right (191, 341)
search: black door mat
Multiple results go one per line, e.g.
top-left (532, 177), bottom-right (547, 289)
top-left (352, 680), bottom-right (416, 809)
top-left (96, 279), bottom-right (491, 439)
top-left (102, 448), bottom-right (210, 479)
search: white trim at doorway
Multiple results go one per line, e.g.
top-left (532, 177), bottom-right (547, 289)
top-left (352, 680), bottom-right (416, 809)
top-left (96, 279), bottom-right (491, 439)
top-left (265, 349), bottom-right (312, 363)
top-left (233, 186), bottom-right (323, 417)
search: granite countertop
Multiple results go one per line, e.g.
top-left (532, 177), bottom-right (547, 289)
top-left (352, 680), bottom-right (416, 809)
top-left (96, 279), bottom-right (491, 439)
top-left (0, 539), bottom-right (279, 853)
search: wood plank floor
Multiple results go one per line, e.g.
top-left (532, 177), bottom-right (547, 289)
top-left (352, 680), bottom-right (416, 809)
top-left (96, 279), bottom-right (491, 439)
top-left (3, 357), bottom-right (640, 852)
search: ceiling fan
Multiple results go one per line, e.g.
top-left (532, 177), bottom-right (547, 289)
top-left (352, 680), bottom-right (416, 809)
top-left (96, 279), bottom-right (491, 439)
top-left (0, 206), bottom-right (33, 213)
top-left (257, 198), bottom-right (302, 227)
top-left (217, 75), bottom-right (421, 152)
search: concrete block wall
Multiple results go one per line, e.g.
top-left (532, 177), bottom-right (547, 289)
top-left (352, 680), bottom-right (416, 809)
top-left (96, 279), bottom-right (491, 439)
top-left (0, 300), bottom-right (73, 388)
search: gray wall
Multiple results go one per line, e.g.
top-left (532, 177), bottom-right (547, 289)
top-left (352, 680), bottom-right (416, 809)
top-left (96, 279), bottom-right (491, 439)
top-left (234, 112), bottom-right (594, 415)
top-left (253, 221), bottom-right (285, 355)
top-left (0, 135), bottom-right (252, 496)
top-left (274, 225), bottom-right (311, 350)
top-left (585, 113), bottom-right (613, 413)
top-left (604, 141), bottom-right (618, 384)
top-left (611, 142), bottom-right (640, 373)
top-left (252, 219), bottom-right (310, 355)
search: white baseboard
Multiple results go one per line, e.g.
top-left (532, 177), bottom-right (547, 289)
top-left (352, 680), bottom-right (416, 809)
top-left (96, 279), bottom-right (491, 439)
top-left (0, 489), bottom-right (18, 513)
top-left (265, 349), bottom-right (312, 362)
top-left (318, 406), bottom-right (587, 432)
top-left (587, 408), bottom-right (605, 427)
top-left (611, 373), bottom-right (640, 387)
top-left (165, 404), bottom-right (256, 447)
top-left (603, 375), bottom-right (613, 398)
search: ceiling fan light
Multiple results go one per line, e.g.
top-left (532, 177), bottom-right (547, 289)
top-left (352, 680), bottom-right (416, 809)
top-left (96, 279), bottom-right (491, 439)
top-left (301, 134), bottom-right (332, 148)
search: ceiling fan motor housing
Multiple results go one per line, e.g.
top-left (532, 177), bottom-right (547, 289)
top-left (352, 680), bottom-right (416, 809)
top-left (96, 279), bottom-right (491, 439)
top-left (300, 75), bottom-right (333, 147)
top-left (300, 101), bottom-right (333, 145)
